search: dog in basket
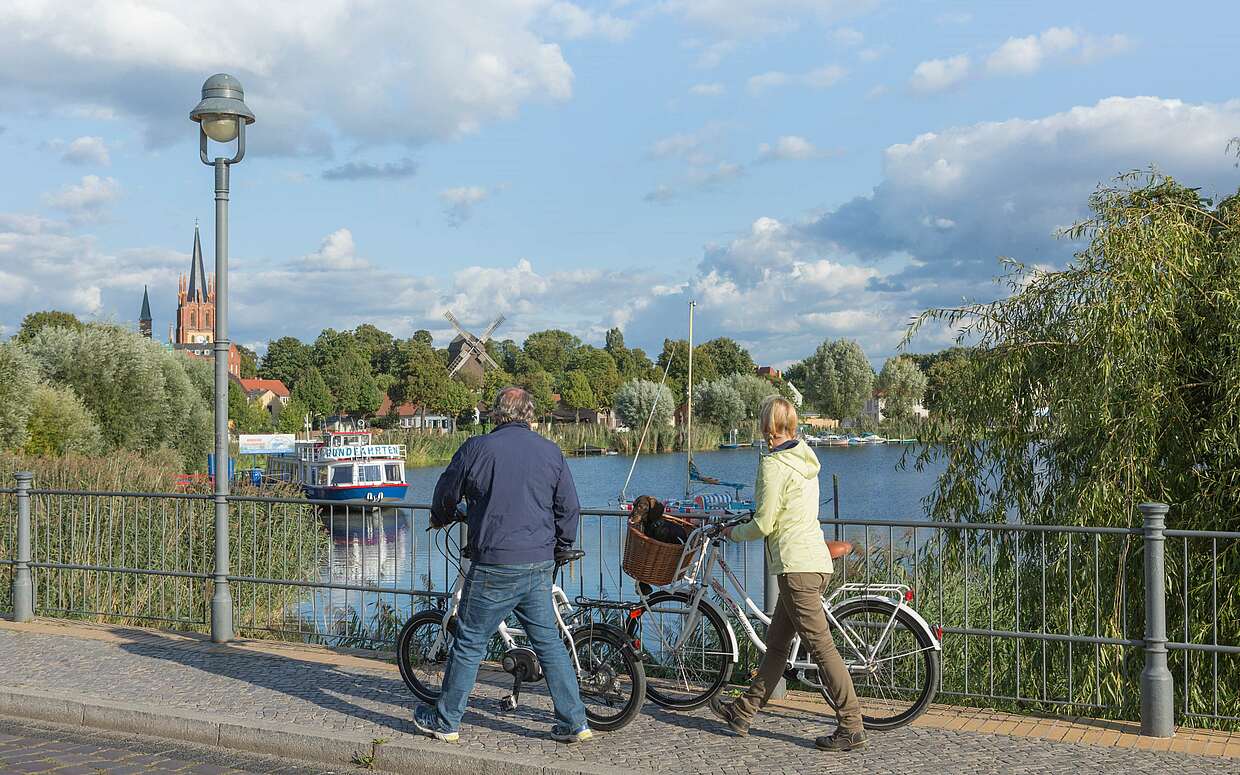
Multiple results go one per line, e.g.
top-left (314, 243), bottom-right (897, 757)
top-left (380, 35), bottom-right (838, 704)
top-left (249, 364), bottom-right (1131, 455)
top-left (631, 495), bottom-right (688, 545)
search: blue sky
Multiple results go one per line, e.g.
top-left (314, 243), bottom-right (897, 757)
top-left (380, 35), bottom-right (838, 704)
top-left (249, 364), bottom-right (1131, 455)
top-left (0, 0), bottom-right (1237, 367)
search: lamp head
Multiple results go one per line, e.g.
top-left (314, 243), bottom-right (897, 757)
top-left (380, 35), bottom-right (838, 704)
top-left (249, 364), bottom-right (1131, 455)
top-left (190, 73), bottom-right (256, 143)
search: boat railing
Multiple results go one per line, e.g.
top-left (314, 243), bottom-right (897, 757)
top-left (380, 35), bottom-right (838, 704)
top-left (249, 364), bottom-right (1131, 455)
top-left (298, 444), bottom-right (406, 463)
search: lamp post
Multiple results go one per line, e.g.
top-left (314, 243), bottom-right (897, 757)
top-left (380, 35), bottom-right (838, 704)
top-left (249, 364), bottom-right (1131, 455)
top-left (191, 73), bottom-right (255, 644)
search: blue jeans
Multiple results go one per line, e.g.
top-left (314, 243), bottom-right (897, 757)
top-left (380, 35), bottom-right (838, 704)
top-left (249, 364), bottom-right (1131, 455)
top-left (433, 560), bottom-right (588, 731)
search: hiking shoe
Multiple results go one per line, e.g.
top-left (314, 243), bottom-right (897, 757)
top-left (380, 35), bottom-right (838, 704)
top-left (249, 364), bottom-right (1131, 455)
top-left (708, 695), bottom-right (749, 737)
top-left (411, 704), bottom-right (459, 743)
top-left (815, 728), bottom-right (867, 752)
top-left (550, 723), bottom-right (594, 743)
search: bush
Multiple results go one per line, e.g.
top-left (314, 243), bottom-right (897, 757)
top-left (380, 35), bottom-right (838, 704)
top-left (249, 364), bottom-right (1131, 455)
top-left (23, 383), bottom-right (104, 456)
top-left (0, 343), bottom-right (38, 450)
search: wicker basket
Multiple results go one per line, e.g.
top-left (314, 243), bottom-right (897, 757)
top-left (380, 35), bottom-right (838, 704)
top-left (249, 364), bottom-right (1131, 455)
top-left (622, 514), bottom-right (698, 586)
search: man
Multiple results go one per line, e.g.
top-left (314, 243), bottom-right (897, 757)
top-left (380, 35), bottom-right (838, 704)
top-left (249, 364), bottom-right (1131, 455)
top-left (411, 387), bottom-right (592, 744)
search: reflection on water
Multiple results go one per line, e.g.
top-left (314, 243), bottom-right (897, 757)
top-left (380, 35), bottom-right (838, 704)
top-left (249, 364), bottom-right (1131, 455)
top-left (297, 445), bottom-right (946, 643)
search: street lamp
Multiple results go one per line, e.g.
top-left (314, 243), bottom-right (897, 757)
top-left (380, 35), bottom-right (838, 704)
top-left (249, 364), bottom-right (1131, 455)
top-left (191, 73), bottom-right (254, 644)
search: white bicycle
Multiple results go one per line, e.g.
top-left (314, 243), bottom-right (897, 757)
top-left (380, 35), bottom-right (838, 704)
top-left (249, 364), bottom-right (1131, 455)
top-left (626, 514), bottom-right (942, 730)
top-left (396, 527), bottom-right (647, 731)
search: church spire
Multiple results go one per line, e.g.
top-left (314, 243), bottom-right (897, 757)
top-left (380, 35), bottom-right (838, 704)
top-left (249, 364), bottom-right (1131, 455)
top-left (139, 285), bottom-right (153, 338)
top-left (187, 222), bottom-right (207, 302)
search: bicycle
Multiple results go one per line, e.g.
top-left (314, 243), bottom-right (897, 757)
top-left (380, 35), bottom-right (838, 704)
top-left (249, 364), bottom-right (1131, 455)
top-left (626, 514), bottom-right (942, 730)
top-left (395, 526), bottom-right (647, 731)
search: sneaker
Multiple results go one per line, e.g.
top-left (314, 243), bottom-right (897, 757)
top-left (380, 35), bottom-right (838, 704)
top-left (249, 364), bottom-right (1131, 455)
top-left (411, 704), bottom-right (459, 743)
top-left (708, 695), bottom-right (749, 737)
top-left (550, 723), bottom-right (594, 743)
top-left (815, 728), bottom-right (867, 752)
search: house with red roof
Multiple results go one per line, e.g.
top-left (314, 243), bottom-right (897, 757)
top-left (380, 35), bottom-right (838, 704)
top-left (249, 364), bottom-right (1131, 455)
top-left (237, 378), bottom-right (290, 423)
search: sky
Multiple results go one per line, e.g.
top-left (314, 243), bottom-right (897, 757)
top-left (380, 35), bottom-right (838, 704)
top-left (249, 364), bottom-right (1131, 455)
top-left (0, 0), bottom-right (1238, 368)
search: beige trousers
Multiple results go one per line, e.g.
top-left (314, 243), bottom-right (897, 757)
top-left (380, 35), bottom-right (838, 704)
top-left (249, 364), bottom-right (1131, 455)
top-left (732, 572), bottom-right (863, 733)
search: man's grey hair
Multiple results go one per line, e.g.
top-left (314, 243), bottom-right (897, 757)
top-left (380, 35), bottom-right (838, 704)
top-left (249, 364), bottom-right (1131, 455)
top-left (493, 387), bottom-right (536, 425)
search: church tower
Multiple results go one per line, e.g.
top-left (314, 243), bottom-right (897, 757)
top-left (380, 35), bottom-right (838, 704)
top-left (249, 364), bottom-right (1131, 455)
top-left (175, 224), bottom-right (215, 345)
top-left (138, 285), bottom-right (152, 338)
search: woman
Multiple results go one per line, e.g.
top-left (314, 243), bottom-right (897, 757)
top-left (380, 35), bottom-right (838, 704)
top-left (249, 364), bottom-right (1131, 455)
top-left (712, 396), bottom-right (866, 752)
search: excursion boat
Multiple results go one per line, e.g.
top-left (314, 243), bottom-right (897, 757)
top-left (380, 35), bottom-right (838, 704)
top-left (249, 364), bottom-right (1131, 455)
top-left (266, 430), bottom-right (408, 503)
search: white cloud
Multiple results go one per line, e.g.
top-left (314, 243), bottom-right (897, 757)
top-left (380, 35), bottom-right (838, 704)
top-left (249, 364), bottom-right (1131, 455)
top-left (858, 46), bottom-right (888, 63)
top-left (0, 1), bottom-right (578, 154)
top-left (58, 136), bottom-right (110, 166)
top-left (757, 135), bottom-right (825, 161)
top-left (300, 228), bottom-right (368, 271)
top-left (748, 65), bottom-right (846, 94)
top-left (983, 26), bottom-right (1130, 75)
top-left (689, 82), bottom-right (725, 96)
top-left (42, 175), bottom-right (121, 222)
top-left (542, 2), bottom-right (633, 40)
top-left (439, 186), bottom-right (492, 226)
top-left (909, 55), bottom-right (971, 93)
top-left (831, 27), bottom-right (863, 46)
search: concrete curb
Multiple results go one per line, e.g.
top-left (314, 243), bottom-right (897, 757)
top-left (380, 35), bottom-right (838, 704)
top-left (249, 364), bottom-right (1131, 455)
top-left (0, 686), bottom-right (633, 774)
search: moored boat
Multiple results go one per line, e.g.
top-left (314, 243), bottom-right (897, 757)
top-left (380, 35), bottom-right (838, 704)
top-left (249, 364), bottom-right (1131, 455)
top-left (266, 430), bottom-right (408, 503)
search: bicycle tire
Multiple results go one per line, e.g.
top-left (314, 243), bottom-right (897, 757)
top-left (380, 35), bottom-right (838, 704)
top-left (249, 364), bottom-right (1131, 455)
top-left (396, 609), bottom-right (452, 702)
top-left (816, 598), bottom-right (939, 730)
top-left (635, 591), bottom-right (733, 710)
top-left (571, 624), bottom-right (646, 731)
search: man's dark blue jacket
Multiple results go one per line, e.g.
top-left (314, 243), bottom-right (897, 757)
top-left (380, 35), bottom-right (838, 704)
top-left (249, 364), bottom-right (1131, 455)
top-left (430, 421), bottom-right (581, 565)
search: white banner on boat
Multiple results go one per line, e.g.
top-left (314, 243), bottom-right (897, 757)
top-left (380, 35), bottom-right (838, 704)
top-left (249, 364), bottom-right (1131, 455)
top-left (318, 445), bottom-right (403, 460)
top-left (239, 434), bottom-right (297, 454)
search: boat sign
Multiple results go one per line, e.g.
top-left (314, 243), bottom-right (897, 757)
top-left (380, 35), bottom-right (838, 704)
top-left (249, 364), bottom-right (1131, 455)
top-left (239, 434), bottom-right (297, 454)
top-left (319, 444), bottom-right (403, 460)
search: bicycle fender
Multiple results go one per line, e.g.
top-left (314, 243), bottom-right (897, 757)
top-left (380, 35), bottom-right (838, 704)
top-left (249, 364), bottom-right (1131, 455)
top-left (696, 597), bottom-right (741, 663)
top-left (837, 595), bottom-right (942, 651)
top-left (572, 621), bottom-right (641, 656)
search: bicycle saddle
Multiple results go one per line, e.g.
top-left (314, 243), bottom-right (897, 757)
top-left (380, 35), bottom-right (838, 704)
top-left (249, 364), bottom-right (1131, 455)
top-left (554, 549), bottom-right (586, 565)
top-left (825, 540), bottom-right (854, 560)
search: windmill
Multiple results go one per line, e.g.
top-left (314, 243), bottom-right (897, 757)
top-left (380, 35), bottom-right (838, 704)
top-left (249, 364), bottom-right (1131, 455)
top-left (444, 310), bottom-right (506, 381)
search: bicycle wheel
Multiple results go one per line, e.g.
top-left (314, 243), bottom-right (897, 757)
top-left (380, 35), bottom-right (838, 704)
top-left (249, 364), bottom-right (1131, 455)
top-left (396, 609), bottom-right (453, 702)
top-left (815, 598), bottom-right (939, 730)
top-left (634, 591), bottom-right (733, 709)
top-left (571, 624), bottom-right (646, 731)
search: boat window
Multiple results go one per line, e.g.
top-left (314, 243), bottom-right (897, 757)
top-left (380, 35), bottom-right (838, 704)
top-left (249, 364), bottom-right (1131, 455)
top-left (385, 464), bottom-right (402, 483)
top-left (331, 466), bottom-right (353, 485)
top-left (358, 464), bottom-right (381, 483)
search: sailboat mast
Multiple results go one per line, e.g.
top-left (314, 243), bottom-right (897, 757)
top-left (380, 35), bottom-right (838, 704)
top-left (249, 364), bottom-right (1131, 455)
top-left (686, 300), bottom-right (695, 499)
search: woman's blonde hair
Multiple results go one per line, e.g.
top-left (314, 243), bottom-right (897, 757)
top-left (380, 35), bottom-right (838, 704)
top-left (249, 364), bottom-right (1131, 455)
top-left (759, 395), bottom-right (798, 439)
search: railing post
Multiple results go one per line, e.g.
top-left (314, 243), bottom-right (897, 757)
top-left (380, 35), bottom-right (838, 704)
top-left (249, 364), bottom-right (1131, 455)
top-left (1139, 502), bottom-right (1174, 738)
top-left (12, 472), bottom-right (34, 622)
top-left (763, 546), bottom-right (786, 699)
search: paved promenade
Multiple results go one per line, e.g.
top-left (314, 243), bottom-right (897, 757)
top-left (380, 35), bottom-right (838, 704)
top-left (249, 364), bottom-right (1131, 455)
top-left (1, 619), bottom-right (1237, 774)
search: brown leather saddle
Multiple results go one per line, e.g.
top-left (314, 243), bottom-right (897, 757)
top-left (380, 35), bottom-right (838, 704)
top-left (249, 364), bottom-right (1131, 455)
top-left (825, 540), bottom-right (854, 560)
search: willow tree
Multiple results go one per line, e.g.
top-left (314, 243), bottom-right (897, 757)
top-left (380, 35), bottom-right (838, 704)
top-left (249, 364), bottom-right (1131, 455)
top-left (906, 172), bottom-right (1240, 720)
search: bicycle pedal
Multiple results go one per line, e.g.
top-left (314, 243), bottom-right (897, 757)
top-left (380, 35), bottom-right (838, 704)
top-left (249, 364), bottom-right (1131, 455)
top-left (501, 695), bottom-right (518, 712)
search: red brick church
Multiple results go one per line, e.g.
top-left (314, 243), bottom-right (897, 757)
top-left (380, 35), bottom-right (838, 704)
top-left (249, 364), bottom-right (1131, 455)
top-left (141, 224), bottom-right (240, 377)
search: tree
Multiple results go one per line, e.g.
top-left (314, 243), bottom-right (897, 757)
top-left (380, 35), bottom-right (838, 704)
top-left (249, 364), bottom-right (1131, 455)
top-left (655, 339), bottom-right (718, 400)
top-left (23, 383), bottom-right (104, 456)
top-left (702, 337), bottom-right (756, 377)
top-left (0, 342), bottom-right (38, 449)
top-left (21, 326), bottom-right (211, 470)
top-left (523, 329), bottom-right (580, 376)
top-left (276, 396), bottom-right (310, 434)
top-left (560, 371), bottom-right (596, 422)
top-left (877, 356), bottom-right (928, 420)
top-left (909, 348), bottom-right (973, 414)
top-left (481, 367), bottom-right (515, 402)
top-left (412, 329), bottom-right (434, 348)
top-left (260, 336), bottom-right (312, 388)
top-left (353, 323), bottom-right (396, 375)
top-left (519, 369), bottom-right (556, 417)
top-left (16, 311), bottom-right (82, 343)
top-left (723, 373), bottom-right (778, 419)
top-left (693, 379), bottom-right (746, 431)
top-left (320, 346), bottom-right (382, 416)
top-left (614, 379), bottom-right (675, 430)
top-left (394, 340), bottom-right (450, 427)
top-left (800, 339), bottom-right (874, 420)
top-left (290, 366), bottom-right (333, 420)
top-left (905, 171), bottom-right (1240, 530)
top-left (236, 344), bottom-right (259, 378)
top-left (434, 379), bottom-right (477, 427)
top-left (566, 346), bottom-right (621, 407)
top-left (228, 381), bottom-right (272, 433)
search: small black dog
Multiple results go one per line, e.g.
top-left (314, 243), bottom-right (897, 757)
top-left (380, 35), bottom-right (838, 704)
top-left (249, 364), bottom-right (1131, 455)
top-left (631, 495), bottom-right (688, 545)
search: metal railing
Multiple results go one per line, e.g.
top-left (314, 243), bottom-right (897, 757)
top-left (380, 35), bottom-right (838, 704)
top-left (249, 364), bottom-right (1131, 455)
top-left (2, 472), bottom-right (1237, 735)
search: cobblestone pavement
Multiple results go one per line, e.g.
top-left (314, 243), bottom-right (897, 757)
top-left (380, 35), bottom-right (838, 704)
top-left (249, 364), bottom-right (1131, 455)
top-left (2, 627), bottom-right (1238, 775)
top-left (0, 716), bottom-right (352, 774)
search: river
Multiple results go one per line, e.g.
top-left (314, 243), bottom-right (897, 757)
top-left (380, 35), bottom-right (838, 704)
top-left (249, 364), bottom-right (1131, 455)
top-left (297, 444), bottom-right (946, 641)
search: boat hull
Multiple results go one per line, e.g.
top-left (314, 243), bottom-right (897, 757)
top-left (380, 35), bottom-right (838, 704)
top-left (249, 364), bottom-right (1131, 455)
top-left (303, 484), bottom-right (409, 503)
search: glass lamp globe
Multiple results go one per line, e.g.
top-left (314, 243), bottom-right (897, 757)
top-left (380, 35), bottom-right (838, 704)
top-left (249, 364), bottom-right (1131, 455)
top-left (201, 115), bottom-right (239, 143)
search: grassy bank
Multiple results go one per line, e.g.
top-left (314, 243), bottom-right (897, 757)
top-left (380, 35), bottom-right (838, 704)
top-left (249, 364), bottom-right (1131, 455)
top-left (0, 451), bottom-right (325, 637)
